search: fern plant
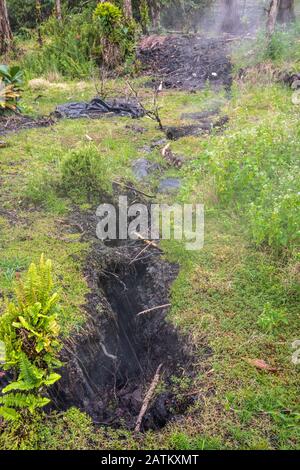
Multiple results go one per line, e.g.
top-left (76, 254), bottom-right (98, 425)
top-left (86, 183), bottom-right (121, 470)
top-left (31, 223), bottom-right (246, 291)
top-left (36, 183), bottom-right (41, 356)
top-left (0, 255), bottom-right (62, 422)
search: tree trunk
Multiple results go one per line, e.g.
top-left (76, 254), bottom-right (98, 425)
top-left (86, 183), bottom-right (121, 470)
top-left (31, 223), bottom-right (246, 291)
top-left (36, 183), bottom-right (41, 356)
top-left (123, 0), bottom-right (133, 20)
top-left (55, 0), bottom-right (62, 22)
top-left (266, 0), bottom-right (280, 35)
top-left (36, 0), bottom-right (43, 46)
top-left (0, 0), bottom-right (13, 54)
top-left (149, 0), bottom-right (160, 30)
top-left (277, 0), bottom-right (295, 24)
top-left (267, 0), bottom-right (295, 35)
top-left (221, 0), bottom-right (241, 33)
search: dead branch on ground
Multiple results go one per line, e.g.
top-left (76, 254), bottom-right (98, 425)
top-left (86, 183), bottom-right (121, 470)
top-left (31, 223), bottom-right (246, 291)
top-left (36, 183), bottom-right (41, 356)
top-left (112, 180), bottom-right (156, 199)
top-left (136, 304), bottom-right (171, 317)
top-left (135, 364), bottom-right (163, 433)
top-left (133, 232), bottom-right (162, 251)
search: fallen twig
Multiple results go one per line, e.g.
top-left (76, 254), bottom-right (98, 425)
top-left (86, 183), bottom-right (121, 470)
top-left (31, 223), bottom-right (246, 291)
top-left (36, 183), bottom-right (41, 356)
top-left (112, 180), bottom-right (156, 199)
top-left (133, 232), bottom-right (162, 251)
top-left (135, 364), bottom-right (163, 433)
top-left (129, 243), bottom-right (151, 265)
top-left (136, 304), bottom-right (171, 317)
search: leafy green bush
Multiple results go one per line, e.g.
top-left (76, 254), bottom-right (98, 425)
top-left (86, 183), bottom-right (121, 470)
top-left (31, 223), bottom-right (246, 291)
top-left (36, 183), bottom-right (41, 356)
top-left (7, 0), bottom-right (53, 32)
top-left (93, 2), bottom-right (122, 31)
top-left (208, 117), bottom-right (300, 253)
top-left (93, 2), bottom-right (138, 68)
top-left (22, 12), bottom-right (96, 79)
top-left (22, 5), bottom-right (138, 78)
top-left (60, 146), bottom-right (111, 202)
top-left (0, 65), bottom-right (23, 88)
top-left (249, 172), bottom-right (300, 250)
top-left (258, 302), bottom-right (288, 333)
top-left (233, 23), bottom-right (300, 69)
top-left (0, 255), bottom-right (62, 422)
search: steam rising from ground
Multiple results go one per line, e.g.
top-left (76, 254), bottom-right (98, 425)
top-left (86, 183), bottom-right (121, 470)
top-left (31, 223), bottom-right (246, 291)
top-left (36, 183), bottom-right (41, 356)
top-left (161, 0), bottom-right (266, 35)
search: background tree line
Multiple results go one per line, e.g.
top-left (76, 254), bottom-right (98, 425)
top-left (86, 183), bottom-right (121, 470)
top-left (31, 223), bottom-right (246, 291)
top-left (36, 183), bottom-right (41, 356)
top-left (0, 1), bottom-right (298, 55)
top-left (3, 0), bottom-right (210, 33)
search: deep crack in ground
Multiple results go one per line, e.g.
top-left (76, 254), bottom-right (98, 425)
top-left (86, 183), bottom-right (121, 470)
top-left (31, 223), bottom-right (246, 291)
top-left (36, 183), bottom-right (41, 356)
top-left (50, 208), bottom-right (196, 431)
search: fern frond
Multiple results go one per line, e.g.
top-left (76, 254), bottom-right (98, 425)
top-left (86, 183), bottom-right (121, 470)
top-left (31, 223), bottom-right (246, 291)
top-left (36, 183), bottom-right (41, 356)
top-left (0, 393), bottom-right (50, 413)
top-left (19, 353), bottom-right (44, 386)
top-left (0, 406), bottom-right (20, 421)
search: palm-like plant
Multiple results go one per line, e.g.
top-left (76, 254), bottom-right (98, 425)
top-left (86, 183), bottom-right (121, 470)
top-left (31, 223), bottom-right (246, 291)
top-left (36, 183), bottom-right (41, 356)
top-left (0, 82), bottom-right (20, 111)
top-left (0, 65), bottom-right (23, 113)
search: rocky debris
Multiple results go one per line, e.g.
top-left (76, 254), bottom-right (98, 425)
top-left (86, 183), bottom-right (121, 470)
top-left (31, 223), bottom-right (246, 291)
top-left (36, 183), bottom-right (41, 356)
top-left (166, 115), bottom-right (229, 140)
top-left (132, 158), bottom-right (160, 180)
top-left (291, 80), bottom-right (300, 90)
top-left (125, 124), bottom-right (147, 133)
top-left (281, 71), bottom-right (300, 89)
top-left (281, 72), bottom-right (300, 104)
top-left (292, 90), bottom-right (300, 105)
top-left (140, 144), bottom-right (152, 154)
top-left (140, 138), bottom-right (168, 154)
top-left (138, 34), bottom-right (232, 91)
top-left (166, 124), bottom-right (209, 140)
top-left (54, 97), bottom-right (145, 119)
top-left (158, 178), bottom-right (181, 193)
top-left (0, 113), bottom-right (54, 136)
top-left (151, 138), bottom-right (168, 148)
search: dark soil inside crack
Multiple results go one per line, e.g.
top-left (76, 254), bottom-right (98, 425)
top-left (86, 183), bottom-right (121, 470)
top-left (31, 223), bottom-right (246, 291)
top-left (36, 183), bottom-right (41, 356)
top-left (50, 208), bottom-right (196, 431)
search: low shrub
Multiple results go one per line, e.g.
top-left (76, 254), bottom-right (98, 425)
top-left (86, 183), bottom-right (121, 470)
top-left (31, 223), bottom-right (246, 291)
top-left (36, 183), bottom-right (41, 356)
top-left (233, 22), bottom-right (300, 69)
top-left (258, 302), bottom-right (288, 333)
top-left (206, 103), bottom-right (300, 254)
top-left (93, 1), bottom-right (138, 68)
top-left (60, 146), bottom-right (111, 202)
top-left (23, 169), bottom-right (66, 215)
top-left (22, 4), bottom-right (138, 79)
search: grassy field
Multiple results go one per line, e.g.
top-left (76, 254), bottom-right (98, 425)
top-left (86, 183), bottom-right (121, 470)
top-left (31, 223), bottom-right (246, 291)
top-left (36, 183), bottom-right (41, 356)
top-left (0, 64), bottom-right (299, 449)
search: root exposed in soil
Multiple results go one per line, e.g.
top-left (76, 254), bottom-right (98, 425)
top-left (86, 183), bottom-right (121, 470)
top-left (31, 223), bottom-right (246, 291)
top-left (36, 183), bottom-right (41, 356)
top-left (51, 211), bottom-right (195, 431)
top-left (138, 34), bottom-right (232, 91)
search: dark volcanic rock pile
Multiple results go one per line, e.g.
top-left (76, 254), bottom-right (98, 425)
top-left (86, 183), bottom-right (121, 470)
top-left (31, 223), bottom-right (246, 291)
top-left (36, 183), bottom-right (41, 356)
top-left (138, 34), bottom-right (232, 91)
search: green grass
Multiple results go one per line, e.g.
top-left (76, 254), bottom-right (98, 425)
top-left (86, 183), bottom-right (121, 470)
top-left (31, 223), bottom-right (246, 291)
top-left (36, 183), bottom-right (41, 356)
top-left (0, 66), bottom-right (299, 449)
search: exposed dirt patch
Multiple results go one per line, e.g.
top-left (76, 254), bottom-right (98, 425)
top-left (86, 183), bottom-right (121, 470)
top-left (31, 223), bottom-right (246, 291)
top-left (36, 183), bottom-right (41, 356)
top-left (138, 34), bottom-right (232, 91)
top-left (0, 113), bottom-right (54, 136)
top-left (51, 208), bottom-right (196, 431)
